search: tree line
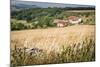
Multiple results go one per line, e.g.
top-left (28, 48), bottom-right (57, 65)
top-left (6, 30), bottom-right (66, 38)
top-left (11, 7), bottom-right (95, 30)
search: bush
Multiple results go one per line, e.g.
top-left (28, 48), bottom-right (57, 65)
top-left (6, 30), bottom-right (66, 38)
top-left (11, 22), bottom-right (25, 30)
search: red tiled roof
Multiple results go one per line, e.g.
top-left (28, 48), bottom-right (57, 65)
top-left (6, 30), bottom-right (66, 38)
top-left (68, 16), bottom-right (79, 21)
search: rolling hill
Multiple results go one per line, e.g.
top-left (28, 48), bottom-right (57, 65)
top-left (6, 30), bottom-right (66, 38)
top-left (11, 0), bottom-right (95, 11)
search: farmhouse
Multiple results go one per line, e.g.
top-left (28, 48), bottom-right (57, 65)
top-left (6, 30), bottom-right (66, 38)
top-left (53, 19), bottom-right (69, 27)
top-left (68, 16), bottom-right (82, 24)
top-left (53, 16), bottom-right (82, 27)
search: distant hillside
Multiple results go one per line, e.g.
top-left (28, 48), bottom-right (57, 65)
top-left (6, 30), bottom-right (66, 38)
top-left (11, 1), bottom-right (40, 11)
top-left (11, 0), bottom-right (95, 11)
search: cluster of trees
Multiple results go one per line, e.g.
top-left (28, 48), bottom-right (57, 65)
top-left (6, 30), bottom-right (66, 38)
top-left (11, 8), bottom-right (63, 22)
top-left (11, 8), bottom-right (95, 30)
top-left (11, 8), bottom-right (64, 30)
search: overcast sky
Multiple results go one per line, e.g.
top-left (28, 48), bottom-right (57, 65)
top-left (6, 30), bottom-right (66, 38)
top-left (16, 0), bottom-right (95, 5)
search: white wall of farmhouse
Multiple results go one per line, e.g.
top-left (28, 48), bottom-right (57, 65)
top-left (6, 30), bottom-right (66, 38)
top-left (69, 18), bottom-right (82, 24)
top-left (57, 23), bottom-right (64, 27)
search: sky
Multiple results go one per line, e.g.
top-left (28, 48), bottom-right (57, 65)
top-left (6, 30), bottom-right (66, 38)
top-left (16, 0), bottom-right (95, 5)
top-left (11, 0), bottom-right (95, 8)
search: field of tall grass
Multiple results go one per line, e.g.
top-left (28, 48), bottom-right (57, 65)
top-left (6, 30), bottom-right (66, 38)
top-left (11, 25), bottom-right (95, 66)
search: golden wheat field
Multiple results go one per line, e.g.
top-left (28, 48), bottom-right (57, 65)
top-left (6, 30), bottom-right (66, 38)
top-left (11, 25), bottom-right (95, 53)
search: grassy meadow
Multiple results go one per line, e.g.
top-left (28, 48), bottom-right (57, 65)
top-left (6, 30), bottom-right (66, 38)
top-left (11, 25), bottom-right (95, 66)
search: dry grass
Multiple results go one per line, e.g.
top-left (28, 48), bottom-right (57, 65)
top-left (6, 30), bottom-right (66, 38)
top-left (11, 25), bottom-right (95, 66)
top-left (11, 25), bottom-right (95, 53)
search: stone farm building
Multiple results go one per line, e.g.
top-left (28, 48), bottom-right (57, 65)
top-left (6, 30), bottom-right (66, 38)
top-left (53, 16), bottom-right (82, 27)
